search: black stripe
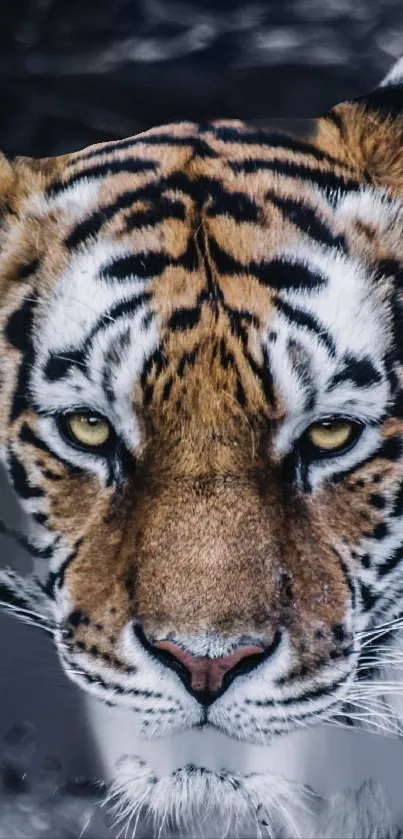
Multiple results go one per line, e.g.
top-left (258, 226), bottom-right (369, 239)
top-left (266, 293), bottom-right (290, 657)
top-left (177, 348), bottom-right (198, 377)
top-left (209, 236), bottom-right (327, 293)
top-left (85, 292), bottom-right (151, 352)
top-left (10, 356), bottom-right (31, 423)
top-left (44, 539), bottom-right (83, 598)
top-left (260, 345), bottom-right (276, 406)
top-left (274, 297), bottom-right (336, 357)
top-left (46, 159), bottom-right (158, 199)
top-left (44, 349), bottom-right (85, 381)
top-left (65, 189), bottom-right (150, 250)
top-left (327, 353), bottom-right (382, 391)
top-left (167, 307), bottom-right (201, 332)
top-left (392, 477), bottom-right (403, 517)
top-left (206, 190), bottom-right (260, 223)
top-left (245, 670), bottom-right (351, 708)
top-left (100, 251), bottom-right (170, 282)
top-left (162, 377), bottom-right (174, 401)
top-left (101, 235), bottom-right (197, 284)
top-left (104, 293), bottom-right (152, 326)
top-left (8, 450), bottom-right (44, 499)
top-left (359, 581), bottom-right (378, 612)
top-left (258, 258), bottom-right (326, 292)
top-left (331, 548), bottom-right (356, 609)
top-left (332, 436), bottom-right (403, 484)
top-left (140, 347), bottom-right (168, 387)
top-left (43, 292), bottom-right (152, 382)
top-left (4, 297), bottom-right (36, 353)
top-left (5, 297), bottom-right (38, 422)
top-left (378, 546), bottom-right (403, 577)
top-left (19, 423), bottom-right (82, 475)
top-left (125, 198), bottom-right (186, 231)
top-left (17, 258), bottom-right (40, 281)
top-left (266, 191), bottom-right (346, 250)
top-left (229, 158), bottom-right (360, 194)
top-left (66, 173), bottom-right (261, 251)
top-left (212, 126), bottom-right (346, 165)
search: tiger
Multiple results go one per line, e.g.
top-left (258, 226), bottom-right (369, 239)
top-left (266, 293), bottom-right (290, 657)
top-left (1, 55), bottom-right (403, 837)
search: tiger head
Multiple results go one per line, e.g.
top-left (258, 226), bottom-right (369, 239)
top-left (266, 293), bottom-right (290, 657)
top-left (1, 60), bottom-right (403, 823)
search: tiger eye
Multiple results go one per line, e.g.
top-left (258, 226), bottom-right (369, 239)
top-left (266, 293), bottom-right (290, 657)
top-left (67, 414), bottom-right (111, 448)
top-left (307, 420), bottom-right (354, 452)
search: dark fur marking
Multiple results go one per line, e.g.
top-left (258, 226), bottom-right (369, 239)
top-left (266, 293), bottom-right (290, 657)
top-left (209, 235), bottom-right (327, 296)
top-left (125, 198), bottom-right (186, 232)
top-left (378, 546), bottom-right (403, 577)
top-left (331, 624), bottom-right (347, 643)
top-left (359, 581), bottom-right (377, 611)
top-left (4, 297), bottom-right (36, 353)
top-left (44, 350), bottom-right (85, 382)
top-left (46, 159), bottom-right (158, 199)
top-left (235, 378), bottom-right (247, 407)
top-left (162, 377), bottom-right (174, 402)
top-left (68, 609), bottom-right (89, 628)
top-left (17, 259), bottom-right (40, 281)
top-left (206, 190), bottom-right (260, 223)
top-left (19, 423), bottom-right (82, 476)
top-left (274, 298), bottom-right (336, 357)
top-left (65, 189), bottom-right (155, 250)
top-left (32, 512), bottom-right (48, 526)
top-left (42, 469), bottom-right (62, 481)
top-left (369, 494), bottom-right (386, 509)
top-left (140, 347), bottom-right (167, 386)
top-left (246, 670), bottom-right (351, 707)
top-left (177, 348), bottom-right (198, 377)
top-left (365, 522), bottom-right (388, 541)
top-left (8, 450), bottom-right (44, 499)
top-left (229, 158), bottom-right (360, 195)
top-left (212, 126), bottom-right (346, 166)
top-left (167, 307), bottom-right (201, 332)
top-left (266, 191), bottom-right (346, 251)
top-left (332, 436), bottom-right (403, 484)
top-left (219, 338), bottom-right (235, 370)
top-left (392, 478), bottom-right (403, 517)
top-left (101, 251), bottom-right (169, 282)
top-left (44, 539), bottom-right (83, 598)
top-left (328, 353), bottom-right (382, 391)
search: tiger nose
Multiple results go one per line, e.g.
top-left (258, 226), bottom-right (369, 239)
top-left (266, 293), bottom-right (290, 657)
top-left (149, 638), bottom-right (270, 705)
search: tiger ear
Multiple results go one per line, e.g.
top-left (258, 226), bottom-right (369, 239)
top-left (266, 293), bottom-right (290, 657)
top-left (315, 57), bottom-right (403, 195)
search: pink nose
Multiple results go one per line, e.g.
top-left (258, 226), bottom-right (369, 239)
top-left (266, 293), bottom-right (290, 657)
top-left (152, 639), bottom-right (265, 697)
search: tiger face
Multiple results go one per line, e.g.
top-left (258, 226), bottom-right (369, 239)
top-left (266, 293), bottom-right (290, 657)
top-left (2, 59), bottom-right (403, 830)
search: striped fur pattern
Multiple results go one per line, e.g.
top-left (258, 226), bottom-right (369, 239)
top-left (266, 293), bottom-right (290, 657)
top-left (1, 60), bottom-right (403, 823)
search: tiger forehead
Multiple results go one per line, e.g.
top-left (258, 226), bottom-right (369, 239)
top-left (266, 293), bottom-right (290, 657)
top-left (26, 116), bottom-right (393, 463)
top-left (39, 119), bottom-right (350, 339)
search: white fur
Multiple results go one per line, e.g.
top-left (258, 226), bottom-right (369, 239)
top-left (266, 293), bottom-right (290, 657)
top-left (105, 755), bottom-right (309, 839)
top-left (381, 56), bottom-right (403, 88)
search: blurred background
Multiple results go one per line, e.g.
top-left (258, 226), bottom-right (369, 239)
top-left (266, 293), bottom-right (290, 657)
top-left (0, 0), bottom-right (402, 158)
top-left (1, 0), bottom-right (403, 833)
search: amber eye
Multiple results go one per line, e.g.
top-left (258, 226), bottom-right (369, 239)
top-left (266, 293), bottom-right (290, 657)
top-left (63, 412), bottom-right (112, 450)
top-left (306, 419), bottom-right (359, 454)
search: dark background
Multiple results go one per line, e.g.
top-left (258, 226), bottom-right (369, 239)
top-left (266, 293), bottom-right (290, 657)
top-left (0, 0), bottom-right (402, 159)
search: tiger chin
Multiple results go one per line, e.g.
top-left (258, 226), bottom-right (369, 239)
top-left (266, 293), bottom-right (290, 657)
top-left (2, 58), bottom-right (403, 837)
